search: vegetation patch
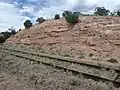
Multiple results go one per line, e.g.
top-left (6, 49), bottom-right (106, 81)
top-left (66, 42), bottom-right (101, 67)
top-left (65, 13), bottom-right (79, 24)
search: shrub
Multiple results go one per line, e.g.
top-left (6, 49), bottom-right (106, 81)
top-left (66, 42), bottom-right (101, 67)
top-left (0, 34), bottom-right (5, 43)
top-left (24, 20), bottom-right (32, 29)
top-left (62, 11), bottom-right (72, 17)
top-left (89, 53), bottom-right (94, 57)
top-left (36, 17), bottom-right (46, 23)
top-left (65, 13), bottom-right (79, 24)
top-left (54, 14), bottom-right (60, 19)
top-left (73, 12), bottom-right (81, 15)
top-left (94, 7), bottom-right (110, 16)
top-left (110, 12), bottom-right (115, 16)
top-left (0, 31), bottom-right (13, 43)
top-left (8, 26), bottom-right (16, 35)
top-left (117, 11), bottom-right (120, 16)
top-left (2, 32), bottom-right (12, 39)
top-left (19, 29), bottom-right (22, 32)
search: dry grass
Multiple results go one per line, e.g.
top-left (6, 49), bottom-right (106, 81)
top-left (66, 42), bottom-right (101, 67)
top-left (0, 50), bottom-right (120, 90)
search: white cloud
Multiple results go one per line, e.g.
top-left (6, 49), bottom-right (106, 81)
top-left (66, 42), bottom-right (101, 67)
top-left (26, 0), bottom-right (40, 3)
top-left (87, 0), bottom-right (119, 10)
top-left (0, 2), bottom-right (30, 32)
top-left (30, 0), bottom-right (95, 20)
top-left (33, 4), bottom-right (71, 19)
top-left (32, 0), bottom-right (120, 19)
top-left (1, 0), bottom-right (120, 32)
top-left (20, 6), bottom-right (35, 14)
top-left (29, 0), bottom-right (79, 20)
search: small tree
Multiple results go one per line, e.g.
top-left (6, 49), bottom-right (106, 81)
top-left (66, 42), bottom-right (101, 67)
top-left (0, 33), bottom-right (5, 43)
top-left (36, 17), bottom-right (46, 24)
top-left (1, 31), bottom-right (12, 43)
top-left (65, 13), bottom-right (79, 24)
top-left (24, 20), bottom-right (32, 29)
top-left (110, 12), bottom-right (115, 16)
top-left (73, 12), bottom-right (81, 15)
top-left (94, 7), bottom-right (110, 16)
top-left (54, 14), bottom-right (60, 19)
top-left (117, 10), bottom-right (120, 16)
top-left (62, 11), bottom-right (72, 17)
top-left (8, 26), bottom-right (16, 35)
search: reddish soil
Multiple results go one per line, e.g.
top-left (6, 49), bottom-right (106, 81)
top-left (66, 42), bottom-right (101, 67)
top-left (5, 16), bottom-right (120, 63)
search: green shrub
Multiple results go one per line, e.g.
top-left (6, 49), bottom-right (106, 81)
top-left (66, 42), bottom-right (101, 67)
top-left (94, 7), bottom-right (110, 16)
top-left (36, 17), bottom-right (46, 23)
top-left (19, 29), bottom-right (22, 32)
top-left (0, 34), bottom-right (5, 43)
top-left (24, 20), bottom-right (32, 29)
top-left (8, 26), bottom-right (16, 35)
top-left (65, 13), bottom-right (79, 24)
top-left (89, 53), bottom-right (94, 57)
top-left (62, 11), bottom-right (72, 17)
top-left (73, 12), bottom-right (81, 16)
top-left (110, 12), bottom-right (115, 16)
top-left (117, 11), bottom-right (120, 16)
top-left (0, 31), bottom-right (13, 43)
top-left (54, 14), bottom-right (60, 19)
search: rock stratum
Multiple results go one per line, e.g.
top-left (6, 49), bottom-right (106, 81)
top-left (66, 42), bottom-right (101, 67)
top-left (5, 16), bottom-right (120, 62)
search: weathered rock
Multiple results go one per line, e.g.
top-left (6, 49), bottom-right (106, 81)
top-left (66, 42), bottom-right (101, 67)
top-left (5, 16), bottom-right (120, 62)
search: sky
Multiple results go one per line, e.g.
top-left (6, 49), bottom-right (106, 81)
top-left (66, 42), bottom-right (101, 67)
top-left (0, 0), bottom-right (120, 32)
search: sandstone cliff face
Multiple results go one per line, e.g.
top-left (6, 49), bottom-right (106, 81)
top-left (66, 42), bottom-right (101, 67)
top-left (5, 16), bottom-right (120, 62)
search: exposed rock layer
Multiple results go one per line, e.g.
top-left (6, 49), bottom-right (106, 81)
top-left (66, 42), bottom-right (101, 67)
top-left (6, 16), bottom-right (120, 62)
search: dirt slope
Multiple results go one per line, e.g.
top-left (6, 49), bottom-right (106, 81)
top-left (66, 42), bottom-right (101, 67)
top-left (5, 16), bottom-right (120, 62)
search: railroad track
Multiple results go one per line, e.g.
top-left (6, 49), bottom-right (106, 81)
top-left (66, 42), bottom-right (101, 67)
top-left (1, 45), bottom-right (120, 87)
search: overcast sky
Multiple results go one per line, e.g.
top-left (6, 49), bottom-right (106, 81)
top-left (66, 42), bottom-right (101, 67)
top-left (0, 0), bottom-right (120, 32)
